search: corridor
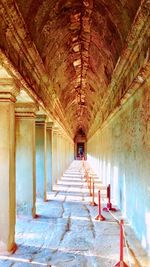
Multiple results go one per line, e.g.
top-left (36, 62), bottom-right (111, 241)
top-left (0, 161), bottom-right (149, 267)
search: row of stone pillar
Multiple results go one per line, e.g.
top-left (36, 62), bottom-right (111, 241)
top-left (0, 83), bottom-right (74, 254)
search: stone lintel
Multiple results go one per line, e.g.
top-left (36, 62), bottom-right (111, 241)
top-left (15, 102), bottom-right (39, 118)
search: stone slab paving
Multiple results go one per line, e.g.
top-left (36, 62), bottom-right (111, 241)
top-left (0, 161), bottom-right (150, 267)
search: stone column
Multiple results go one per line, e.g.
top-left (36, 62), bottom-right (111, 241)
top-left (69, 142), bottom-right (72, 163)
top-left (61, 134), bottom-right (65, 174)
top-left (57, 132), bottom-right (62, 180)
top-left (0, 78), bottom-right (19, 254)
top-left (46, 122), bottom-right (53, 192)
top-left (59, 133), bottom-right (63, 176)
top-left (15, 103), bottom-right (38, 217)
top-left (63, 136), bottom-right (67, 171)
top-left (36, 115), bottom-right (47, 201)
top-left (59, 132), bottom-right (63, 177)
top-left (52, 127), bottom-right (58, 185)
top-left (65, 138), bottom-right (67, 169)
top-left (66, 140), bottom-right (68, 167)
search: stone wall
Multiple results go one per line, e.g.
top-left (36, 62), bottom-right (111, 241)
top-left (87, 83), bottom-right (150, 255)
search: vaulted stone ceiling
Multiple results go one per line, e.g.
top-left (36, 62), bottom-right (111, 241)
top-left (15, 0), bottom-right (141, 133)
top-left (1, 0), bottom-right (149, 138)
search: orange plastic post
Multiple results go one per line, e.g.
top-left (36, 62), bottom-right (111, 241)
top-left (90, 181), bottom-right (97, 206)
top-left (103, 184), bottom-right (117, 212)
top-left (95, 190), bottom-right (105, 221)
top-left (89, 176), bottom-right (92, 196)
top-left (89, 176), bottom-right (90, 189)
top-left (114, 220), bottom-right (129, 267)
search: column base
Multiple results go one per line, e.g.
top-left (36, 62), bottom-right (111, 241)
top-left (44, 194), bottom-right (47, 202)
top-left (32, 206), bottom-right (36, 218)
top-left (33, 214), bottom-right (40, 219)
top-left (0, 242), bottom-right (17, 256)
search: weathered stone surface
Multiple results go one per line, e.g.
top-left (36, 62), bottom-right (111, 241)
top-left (0, 81), bottom-right (18, 254)
top-left (0, 161), bottom-right (149, 266)
top-left (87, 80), bottom-right (150, 259)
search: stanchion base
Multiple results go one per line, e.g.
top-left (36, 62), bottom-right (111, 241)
top-left (103, 207), bottom-right (117, 212)
top-left (103, 207), bottom-right (109, 212)
top-left (95, 214), bottom-right (106, 221)
top-left (90, 202), bottom-right (97, 206)
top-left (103, 203), bottom-right (117, 212)
top-left (110, 207), bottom-right (117, 211)
top-left (114, 261), bottom-right (129, 267)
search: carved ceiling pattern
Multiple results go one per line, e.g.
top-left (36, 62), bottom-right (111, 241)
top-left (0, 0), bottom-right (146, 137)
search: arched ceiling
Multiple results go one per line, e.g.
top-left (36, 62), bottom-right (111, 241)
top-left (0, 0), bottom-right (142, 137)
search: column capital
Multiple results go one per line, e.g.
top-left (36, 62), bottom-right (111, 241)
top-left (47, 122), bottom-right (54, 129)
top-left (58, 131), bottom-right (62, 137)
top-left (53, 126), bottom-right (59, 133)
top-left (0, 78), bottom-right (20, 102)
top-left (15, 103), bottom-right (39, 118)
top-left (36, 114), bottom-right (47, 125)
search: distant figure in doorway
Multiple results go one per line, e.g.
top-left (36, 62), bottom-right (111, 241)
top-left (78, 147), bottom-right (84, 160)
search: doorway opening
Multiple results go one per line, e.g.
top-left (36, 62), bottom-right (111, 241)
top-left (77, 142), bottom-right (85, 159)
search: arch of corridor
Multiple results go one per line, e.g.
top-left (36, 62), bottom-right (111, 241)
top-left (0, 59), bottom-right (150, 258)
top-left (0, 1), bottom-right (150, 258)
top-left (0, 58), bottom-right (150, 260)
top-left (0, 63), bottom-right (74, 254)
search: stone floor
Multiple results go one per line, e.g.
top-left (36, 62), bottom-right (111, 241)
top-left (0, 161), bottom-right (150, 267)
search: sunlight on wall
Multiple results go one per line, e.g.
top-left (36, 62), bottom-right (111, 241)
top-left (87, 85), bottom-right (150, 257)
top-left (112, 166), bottom-right (119, 205)
top-left (87, 153), bottom-right (119, 199)
top-left (123, 174), bottom-right (127, 217)
top-left (145, 211), bottom-right (150, 254)
top-left (142, 235), bottom-right (146, 251)
top-left (97, 156), bottom-right (101, 177)
top-left (103, 159), bottom-right (106, 185)
top-left (107, 162), bottom-right (111, 185)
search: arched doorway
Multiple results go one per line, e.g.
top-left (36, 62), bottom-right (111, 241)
top-left (74, 128), bottom-right (87, 160)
